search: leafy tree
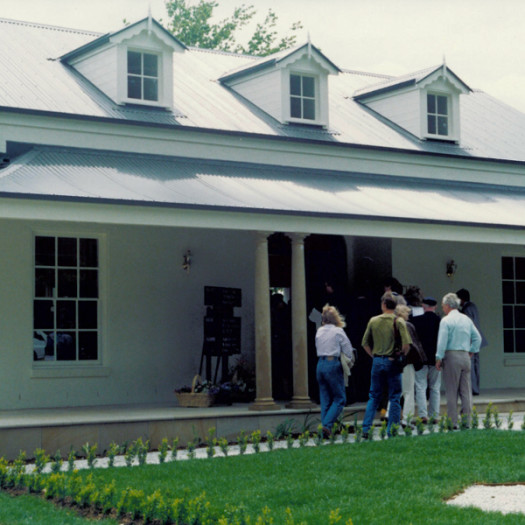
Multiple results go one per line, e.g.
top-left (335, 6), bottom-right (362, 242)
top-left (164, 0), bottom-right (302, 56)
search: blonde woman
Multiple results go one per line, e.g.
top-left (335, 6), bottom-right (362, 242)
top-left (315, 304), bottom-right (355, 436)
top-left (395, 304), bottom-right (426, 425)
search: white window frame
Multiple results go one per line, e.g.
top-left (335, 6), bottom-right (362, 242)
top-left (126, 48), bottom-right (161, 103)
top-left (33, 233), bottom-right (103, 367)
top-left (426, 92), bottom-right (450, 137)
top-left (289, 72), bottom-right (318, 122)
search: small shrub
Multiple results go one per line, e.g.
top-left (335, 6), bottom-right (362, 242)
top-left (237, 431), bottom-right (248, 455)
top-left (507, 410), bottom-right (514, 430)
top-left (298, 430), bottom-right (310, 447)
top-left (379, 420), bottom-right (388, 440)
top-left (274, 418), bottom-right (296, 440)
top-left (50, 450), bottom-right (63, 473)
top-left (266, 431), bottom-right (275, 451)
top-left (471, 406), bottom-right (479, 429)
top-left (34, 448), bottom-right (50, 474)
top-left (135, 438), bottom-right (150, 466)
top-left (340, 425), bottom-right (349, 444)
top-left (106, 442), bottom-right (119, 468)
top-left (415, 418), bottom-right (425, 436)
top-left (389, 423), bottom-right (400, 437)
top-left (206, 427), bottom-right (217, 458)
top-left (483, 403), bottom-right (494, 429)
top-left (171, 437), bottom-right (179, 460)
top-left (459, 413), bottom-right (470, 431)
top-left (81, 442), bottom-right (98, 469)
top-left (493, 407), bottom-right (502, 429)
top-left (315, 424), bottom-right (324, 446)
top-left (187, 439), bottom-right (197, 460)
top-left (218, 437), bottom-right (229, 456)
top-left (67, 448), bottom-right (77, 471)
top-left (251, 430), bottom-right (262, 453)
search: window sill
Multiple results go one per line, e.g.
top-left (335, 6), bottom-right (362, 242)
top-left (504, 357), bottom-right (525, 367)
top-left (31, 366), bottom-right (110, 379)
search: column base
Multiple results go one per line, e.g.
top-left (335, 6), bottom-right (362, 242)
top-left (286, 396), bottom-right (317, 409)
top-left (249, 397), bottom-right (282, 411)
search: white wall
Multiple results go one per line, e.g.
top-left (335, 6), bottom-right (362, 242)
top-left (392, 238), bottom-right (525, 389)
top-left (0, 219), bottom-right (255, 410)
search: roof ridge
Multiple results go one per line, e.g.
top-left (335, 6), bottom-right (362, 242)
top-left (0, 17), bottom-right (102, 37)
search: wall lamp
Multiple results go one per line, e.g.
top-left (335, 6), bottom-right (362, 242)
top-left (182, 250), bottom-right (192, 273)
top-left (446, 259), bottom-right (457, 278)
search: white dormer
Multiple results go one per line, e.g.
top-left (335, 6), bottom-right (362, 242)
top-left (354, 64), bottom-right (472, 143)
top-left (220, 43), bottom-right (340, 127)
top-left (61, 17), bottom-right (186, 108)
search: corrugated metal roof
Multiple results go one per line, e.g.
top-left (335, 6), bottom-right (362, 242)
top-left (1, 147), bottom-right (524, 229)
top-left (1, 18), bottom-right (525, 162)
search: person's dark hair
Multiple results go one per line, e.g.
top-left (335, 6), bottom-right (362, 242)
top-left (405, 285), bottom-right (423, 307)
top-left (381, 292), bottom-right (397, 310)
top-left (456, 288), bottom-right (470, 302)
top-left (382, 276), bottom-right (403, 295)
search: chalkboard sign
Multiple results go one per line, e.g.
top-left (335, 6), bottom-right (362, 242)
top-left (202, 286), bottom-right (242, 358)
top-left (204, 286), bottom-right (242, 307)
top-left (204, 316), bottom-right (241, 356)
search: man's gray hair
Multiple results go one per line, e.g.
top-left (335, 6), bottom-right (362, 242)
top-left (442, 292), bottom-right (460, 309)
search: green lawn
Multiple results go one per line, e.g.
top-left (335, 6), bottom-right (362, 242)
top-left (1, 430), bottom-right (525, 524)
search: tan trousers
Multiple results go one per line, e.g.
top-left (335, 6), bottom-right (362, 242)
top-left (442, 351), bottom-right (472, 427)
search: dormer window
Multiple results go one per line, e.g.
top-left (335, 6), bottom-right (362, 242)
top-left (60, 17), bottom-right (187, 109)
top-left (290, 74), bottom-right (316, 120)
top-left (427, 93), bottom-right (449, 136)
top-left (127, 50), bottom-right (159, 102)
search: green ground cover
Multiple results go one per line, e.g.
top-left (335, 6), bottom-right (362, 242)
top-left (1, 430), bottom-right (525, 524)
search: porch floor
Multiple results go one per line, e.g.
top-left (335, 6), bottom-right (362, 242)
top-left (1, 388), bottom-right (524, 460)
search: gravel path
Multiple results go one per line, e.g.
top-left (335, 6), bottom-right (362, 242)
top-left (448, 484), bottom-right (525, 515)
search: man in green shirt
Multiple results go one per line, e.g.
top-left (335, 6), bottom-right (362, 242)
top-left (361, 292), bottom-right (411, 437)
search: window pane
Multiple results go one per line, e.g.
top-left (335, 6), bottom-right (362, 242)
top-left (437, 95), bottom-right (447, 115)
top-left (515, 306), bottom-right (525, 328)
top-left (57, 300), bottom-right (76, 329)
top-left (58, 269), bottom-right (77, 298)
top-left (516, 257), bottom-right (525, 280)
top-left (517, 282), bottom-right (525, 304)
top-left (56, 332), bottom-right (76, 361)
top-left (427, 94), bottom-right (436, 114)
top-left (128, 76), bottom-right (141, 99)
top-left (290, 97), bottom-right (301, 118)
top-left (35, 268), bottom-right (55, 297)
top-left (143, 78), bottom-right (158, 101)
top-left (502, 257), bottom-right (514, 279)
top-left (58, 238), bottom-right (77, 267)
top-left (128, 51), bottom-right (141, 74)
top-left (35, 236), bottom-right (55, 266)
top-left (290, 74), bottom-right (301, 95)
top-left (516, 330), bottom-right (525, 352)
top-left (427, 115), bottom-right (436, 134)
top-left (437, 116), bottom-right (448, 135)
top-left (33, 331), bottom-right (48, 361)
top-left (302, 76), bottom-right (315, 97)
top-left (34, 300), bottom-right (54, 329)
top-left (502, 281), bottom-right (515, 304)
top-left (79, 301), bottom-right (97, 329)
top-left (503, 305), bottom-right (513, 328)
top-left (303, 98), bottom-right (315, 120)
top-left (79, 332), bottom-right (98, 360)
top-left (503, 330), bottom-right (514, 353)
top-left (80, 270), bottom-right (98, 298)
top-left (143, 53), bottom-right (158, 76)
top-left (80, 239), bottom-right (98, 268)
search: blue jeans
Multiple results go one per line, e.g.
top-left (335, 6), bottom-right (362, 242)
top-left (362, 356), bottom-right (402, 435)
top-left (316, 357), bottom-right (346, 430)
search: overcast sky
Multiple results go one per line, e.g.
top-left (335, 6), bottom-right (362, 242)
top-left (2, 0), bottom-right (525, 113)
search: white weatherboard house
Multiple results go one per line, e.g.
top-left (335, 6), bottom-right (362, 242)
top-left (0, 16), bottom-right (524, 413)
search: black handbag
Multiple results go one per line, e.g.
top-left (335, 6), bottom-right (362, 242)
top-left (392, 317), bottom-right (407, 371)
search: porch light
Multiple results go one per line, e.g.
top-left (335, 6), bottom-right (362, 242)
top-left (446, 259), bottom-right (457, 278)
top-left (182, 250), bottom-right (192, 272)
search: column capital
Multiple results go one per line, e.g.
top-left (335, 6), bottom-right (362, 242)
top-left (286, 232), bottom-right (309, 243)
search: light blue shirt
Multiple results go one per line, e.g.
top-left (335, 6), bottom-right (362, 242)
top-left (436, 309), bottom-right (481, 361)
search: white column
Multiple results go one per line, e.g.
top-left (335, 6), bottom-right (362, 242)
top-left (287, 233), bottom-right (315, 409)
top-left (250, 231), bottom-right (280, 411)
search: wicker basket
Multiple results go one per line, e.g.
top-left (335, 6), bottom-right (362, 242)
top-left (175, 375), bottom-right (215, 407)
